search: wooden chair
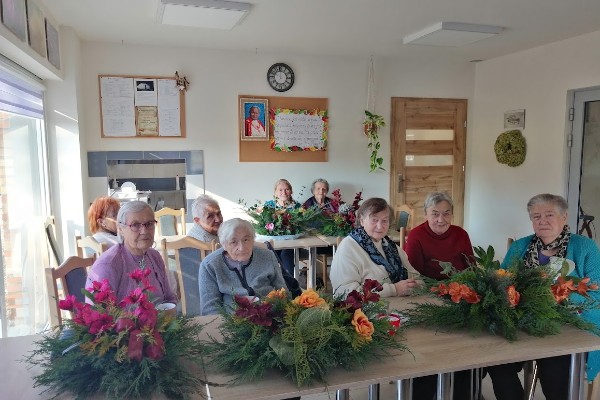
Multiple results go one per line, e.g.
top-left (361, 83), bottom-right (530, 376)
top-left (395, 204), bottom-right (414, 247)
top-left (161, 236), bottom-right (216, 316)
top-left (45, 255), bottom-right (95, 326)
top-left (45, 216), bottom-right (63, 268)
top-left (155, 207), bottom-right (186, 236)
top-left (75, 235), bottom-right (108, 258)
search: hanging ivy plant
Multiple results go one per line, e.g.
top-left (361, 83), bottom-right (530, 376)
top-left (494, 129), bottom-right (527, 167)
top-left (363, 110), bottom-right (386, 172)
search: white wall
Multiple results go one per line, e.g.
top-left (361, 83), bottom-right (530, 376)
top-left (469, 30), bottom-right (600, 256)
top-left (79, 43), bottom-right (475, 221)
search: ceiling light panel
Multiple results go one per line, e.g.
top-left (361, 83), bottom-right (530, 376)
top-left (403, 22), bottom-right (503, 46)
top-left (158, 0), bottom-right (251, 30)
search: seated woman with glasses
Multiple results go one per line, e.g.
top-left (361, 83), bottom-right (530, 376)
top-left (86, 201), bottom-right (177, 305)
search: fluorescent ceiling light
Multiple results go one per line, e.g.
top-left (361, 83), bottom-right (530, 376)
top-left (403, 22), bottom-right (503, 46)
top-left (157, 0), bottom-right (251, 30)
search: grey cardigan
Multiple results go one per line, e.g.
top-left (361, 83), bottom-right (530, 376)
top-left (199, 246), bottom-right (287, 315)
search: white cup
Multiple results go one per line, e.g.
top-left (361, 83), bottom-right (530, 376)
top-left (157, 302), bottom-right (177, 317)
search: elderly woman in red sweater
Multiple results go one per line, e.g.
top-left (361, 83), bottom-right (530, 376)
top-left (404, 191), bottom-right (474, 279)
top-left (403, 191), bottom-right (475, 400)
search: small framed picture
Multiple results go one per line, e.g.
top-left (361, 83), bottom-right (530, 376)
top-left (2, 0), bottom-right (28, 42)
top-left (504, 109), bottom-right (525, 129)
top-left (240, 97), bottom-right (269, 141)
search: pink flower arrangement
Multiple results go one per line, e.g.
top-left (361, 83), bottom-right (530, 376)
top-left (58, 268), bottom-right (173, 361)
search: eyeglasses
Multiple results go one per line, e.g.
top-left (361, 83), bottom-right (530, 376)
top-left (121, 220), bottom-right (157, 232)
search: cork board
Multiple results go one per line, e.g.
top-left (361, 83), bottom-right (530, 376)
top-left (239, 95), bottom-right (328, 162)
top-left (99, 75), bottom-right (186, 138)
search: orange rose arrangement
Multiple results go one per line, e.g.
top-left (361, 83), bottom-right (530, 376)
top-left (405, 246), bottom-right (600, 341)
top-left (208, 280), bottom-right (407, 386)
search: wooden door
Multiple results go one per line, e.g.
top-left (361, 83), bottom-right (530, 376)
top-left (390, 98), bottom-right (467, 227)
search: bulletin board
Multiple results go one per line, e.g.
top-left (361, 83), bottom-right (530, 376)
top-left (99, 75), bottom-right (186, 138)
top-left (239, 95), bottom-right (328, 162)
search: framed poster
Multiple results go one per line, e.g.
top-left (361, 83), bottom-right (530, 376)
top-left (45, 18), bottom-right (60, 69)
top-left (26, 0), bottom-right (46, 58)
top-left (2, 0), bottom-right (27, 42)
top-left (504, 109), bottom-right (525, 129)
top-left (239, 97), bottom-right (268, 141)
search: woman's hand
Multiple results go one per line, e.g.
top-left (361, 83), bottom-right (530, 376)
top-left (394, 278), bottom-right (420, 297)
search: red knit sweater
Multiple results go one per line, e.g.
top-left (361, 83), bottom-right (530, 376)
top-left (403, 222), bottom-right (474, 280)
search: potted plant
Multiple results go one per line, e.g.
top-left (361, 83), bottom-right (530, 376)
top-left (363, 110), bottom-right (386, 172)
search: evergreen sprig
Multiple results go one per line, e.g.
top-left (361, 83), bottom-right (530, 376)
top-left (405, 246), bottom-right (600, 341)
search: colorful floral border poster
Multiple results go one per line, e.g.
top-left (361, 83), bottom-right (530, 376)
top-left (269, 108), bottom-right (328, 152)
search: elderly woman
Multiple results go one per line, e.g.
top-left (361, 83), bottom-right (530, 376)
top-left (263, 178), bottom-right (300, 276)
top-left (488, 193), bottom-right (600, 400)
top-left (188, 194), bottom-right (223, 243)
top-left (330, 197), bottom-right (420, 298)
top-left (86, 201), bottom-right (177, 305)
top-left (199, 218), bottom-right (288, 316)
top-left (403, 192), bottom-right (475, 400)
top-left (404, 192), bottom-right (474, 279)
top-left (87, 196), bottom-right (121, 247)
top-left (302, 178), bottom-right (334, 211)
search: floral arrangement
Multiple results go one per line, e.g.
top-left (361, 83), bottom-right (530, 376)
top-left (242, 200), bottom-right (322, 236)
top-left (28, 270), bottom-right (207, 399)
top-left (404, 246), bottom-right (600, 341)
top-left (318, 189), bottom-right (363, 237)
top-left (206, 280), bottom-right (407, 387)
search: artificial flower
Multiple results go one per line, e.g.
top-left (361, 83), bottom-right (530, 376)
top-left (506, 285), bottom-right (520, 307)
top-left (351, 309), bottom-right (374, 341)
top-left (292, 289), bottom-right (326, 308)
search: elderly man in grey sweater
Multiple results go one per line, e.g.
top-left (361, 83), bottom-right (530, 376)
top-left (199, 218), bottom-right (287, 315)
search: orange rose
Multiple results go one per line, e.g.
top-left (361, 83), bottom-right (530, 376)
top-left (266, 288), bottom-right (287, 300)
top-left (495, 269), bottom-right (512, 278)
top-left (351, 309), bottom-right (374, 341)
top-left (506, 285), bottom-right (520, 307)
top-left (292, 289), bottom-right (326, 308)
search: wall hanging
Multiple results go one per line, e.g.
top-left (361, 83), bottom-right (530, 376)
top-left (494, 129), bottom-right (526, 167)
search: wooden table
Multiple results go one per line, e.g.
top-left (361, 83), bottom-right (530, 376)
top-left (270, 236), bottom-right (330, 289)
top-left (5, 297), bottom-right (600, 400)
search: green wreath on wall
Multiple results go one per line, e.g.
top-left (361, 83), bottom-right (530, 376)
top-left (494, 129), bottom-right (526, 167)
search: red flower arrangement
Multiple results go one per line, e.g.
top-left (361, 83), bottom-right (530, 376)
top-left (318, 189), bottom-right (363, 236)
top-left (29, 270), bottom-right (208, 399)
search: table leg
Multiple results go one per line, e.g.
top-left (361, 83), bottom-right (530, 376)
top-left (568, 352), bottom-right (586, 400)
top-left (306, 247), bottom-right (316, 289)
top-left (293, 249), bottom-right (300, 279)
top-left (437, 372), bottom-right (453, 400)
top-left (367, 383), bottom-right (380, 400)
top-left (396, 379), bottom-right (412, 400)
top-left (336, 388), bottom-right (349, 400)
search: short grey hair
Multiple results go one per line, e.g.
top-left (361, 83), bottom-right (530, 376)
top-left (117, 200), bottom-right (153, 224)
top-left (311, 178), bottom-right (329, 193)
top-left (527, 193), bottom-right (568, 215)
top-left (218, 218), bottom-right (255, 244)
top-left (356, 198), bottom-right (393, 226)
top-left (423, 192), bottom-right (454, 213)
top-left (192, 195), bottom-right (219, 219)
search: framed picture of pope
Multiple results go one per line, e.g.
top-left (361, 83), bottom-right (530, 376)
top-left (240, 98), bottom-right (269, 141)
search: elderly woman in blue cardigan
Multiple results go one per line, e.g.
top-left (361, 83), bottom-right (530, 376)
top-left (488, 193), bottom-right (600, 400)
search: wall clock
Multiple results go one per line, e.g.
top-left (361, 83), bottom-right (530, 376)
top-left (267, 63), bottom-right (294, 92)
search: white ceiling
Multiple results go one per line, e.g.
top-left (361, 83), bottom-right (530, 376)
top-left (40, 0), bottom-right (600, 62)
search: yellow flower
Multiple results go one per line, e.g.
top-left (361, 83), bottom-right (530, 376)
top-left (292, 289), bottom-right (326, 308)
top-left (266, 288), bottom-right (287, 300)
top-left (495, 269), bottom-right (512, 278)
top-left (351, 309), bottom-right (374, 341)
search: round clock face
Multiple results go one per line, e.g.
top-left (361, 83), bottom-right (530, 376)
top-left (267, 63), bottom-right (294, 92)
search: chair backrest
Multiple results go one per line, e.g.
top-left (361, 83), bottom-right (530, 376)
top-left (45, 216), bottom-right (63, 267)
top-left (155, 207), bottom-right (186, 236)
top-left (75, 235), bottom-right (108, 258)
top-left (161, 236), bottom-right (216, 316)
top-left (45, 255), bottom-right (95, 326)
top-left (395, 205), bottom-right (414, 248)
